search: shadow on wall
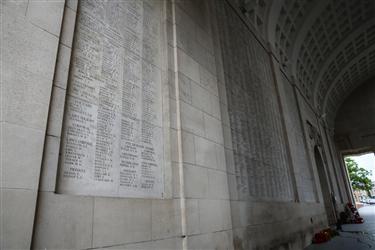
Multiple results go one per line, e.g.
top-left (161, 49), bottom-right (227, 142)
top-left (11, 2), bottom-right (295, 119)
top-left (335, 78), bottom-right (375, 153)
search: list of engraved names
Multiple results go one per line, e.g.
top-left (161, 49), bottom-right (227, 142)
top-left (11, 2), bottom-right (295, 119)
top-left (57, 1), bottom-right (165, 198)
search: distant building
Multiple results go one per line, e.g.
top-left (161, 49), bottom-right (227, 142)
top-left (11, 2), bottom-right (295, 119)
top-left (353, 190), bottom-right (368, 202)
top-left (370, 181), bottom-right (375, 197)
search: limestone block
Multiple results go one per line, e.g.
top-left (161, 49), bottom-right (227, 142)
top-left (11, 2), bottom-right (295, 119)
top-left (151, 199), bottom-right (181, 240)
top-left (97, 241), bottom-right (153, 250)
top-left (99, 238), bottom-right (182, 250)
top-left (181, 131), bottom-right (196, 164)
top-left (176, 21), bottom-right (197, 57)
top-left (0, 188), bottom-right (37, 250)
top-left (163, 130), bottom-right (173, 199)
top-left (191, 82), bottom-right (212, 114)
top-left (230, 201), bottom-right (248, 228)
top-left (177, 49), bottom-right (200, 83)
top-left (196, 47), bottom-right (216, 76)
top-left (153, 237), bottom-right (182, 250)
top-left (196, 25), bottom-right (214, 55)
top-left (220, 200), bottom-right (233, 230)
top-left (199, 66), bottom-right (218, 96)
top-left (225, 149), bottom-right (235, 174)
top-left (47, 86), bottom-right (66, 137)
top-left (166, 0), bottom-right (173, 23)
top-left (185, 198), bottom-right (200, 235)
top-left (191, 44), bottom-right (208, 73)
top-left (175, 4), bottom-right (196, 37)
top-left (211, 95), bottom-right (222, 120)
top-left (66, 0), bottom-right (78, 11)
top-left (2, 13), bottom-right (58, 127)
top-left (93, 198), bottom-right (152, 247)
top-left (204, 114), bottom-right (223, 144)
top-left (207, 169), bottom-right (229, 199)
top-left (194, 136), bottom-right (217, 168)
top-left (178, 73), bottom-right (193, 104)
top-left (0, 0), bottom-right (28, 17)
top-left (184, 164), bottom-right (208, 199)
top-left (59, 6), bottom-right (77, 48)
top-left (2, 70), bottom-right (52, 130)
top-left (167, 21), bottom-right (173, 46)
top-left (250, 203), bottom-right (289, 225)
top-left (232, 228), bottom-right (248, 250)
top-left (228, 173), bottom-right (239, 200)
top-left (198, 199), bottom-right (227, 233)
top-left (0, 83), bottom-right (3, 121)
top-left (220, 102), bottom-right (231, 127)
top-left (32, 192), bottom-right (93, 249)
top-left (186, 233), bottom-right (214, 250)
top-left (1, 122), bottom-right (44, 189)
top-left (223, 125), bottom-right (233, 150)
top-left (176, 0), bottom-right (210, 34)
top-left (53, 44), bottom-right (72, 89)
top-left (181, 102), bottom-right (205, 136)
top-left (215, 144), bottom-right (227, 172)
top-left (39, 135), bottom-right (60, 192)
top-left (217, 81), bottom-right (228, 106)
top-left (27, 0), bottom-right (65, 36)
top-left (212, 230), bottom-right (235, 250)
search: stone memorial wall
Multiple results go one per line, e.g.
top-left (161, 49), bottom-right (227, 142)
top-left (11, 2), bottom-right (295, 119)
top-left (216, 1), bottom-right (294, 201)
top-left (57, 0), bottom-right (167, 198)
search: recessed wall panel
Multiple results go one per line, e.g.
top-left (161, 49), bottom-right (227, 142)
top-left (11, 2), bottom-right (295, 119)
top-left (57, 1), bottom-right (167, 198)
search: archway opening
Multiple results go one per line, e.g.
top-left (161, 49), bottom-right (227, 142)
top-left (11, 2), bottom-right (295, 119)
top-left (344, 152), bottom-right (375, 207)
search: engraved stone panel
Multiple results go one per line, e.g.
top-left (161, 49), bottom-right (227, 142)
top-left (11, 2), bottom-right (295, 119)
top-left (216, 1), bottom-right (294, 201)
top-left (57, 0), bottom-right (166, 198)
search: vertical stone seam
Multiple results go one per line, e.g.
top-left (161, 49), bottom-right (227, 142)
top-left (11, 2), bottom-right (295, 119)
top-left (269, 55), bottom-right (300, 202)
top-left (323, 123), bottom-right (344, 203)
top-left (319, 123), bottom-right (342, 200)
top-left (291, 84), bottom-right (320, 203)
top-left (171, 1), bottom-right (187, 249)
top-left (0, 0), bottom-right (5, 247)
top-left (207, 0), bottom-right (235, 238)
top-left (91, 198), bottom-right (95, 248)
top-left (31, 1), bottom-right (78, 248)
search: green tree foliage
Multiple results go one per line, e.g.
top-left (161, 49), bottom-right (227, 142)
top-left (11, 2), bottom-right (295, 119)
top-left (345, 157), bottom-right (373, 193)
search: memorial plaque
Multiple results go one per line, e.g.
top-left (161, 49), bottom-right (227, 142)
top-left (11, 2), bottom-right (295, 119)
top-left (216, 1), bottom-right (293, 201)
top-left (57, 0), bottom-right (166, 198)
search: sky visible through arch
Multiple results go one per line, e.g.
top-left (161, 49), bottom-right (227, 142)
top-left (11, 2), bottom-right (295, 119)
top-left (348, 153), bottom-right (375, 182)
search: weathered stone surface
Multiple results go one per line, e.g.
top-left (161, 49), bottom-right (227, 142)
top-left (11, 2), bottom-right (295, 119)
top-left (1, 122), bottom-right (44, 189)
top-left (93, 198), bottom-right (151, 247)
top-left (57, 0), bottom-right (167, 198)
top-left (151, 199), bottom-right (181, 239)
top-left (216, 0), bottom-right (293, 202)
top-left (32, 192), bottom-right (93, 249)
top-left (0, 189), bottom-right (37, 250)
top-left (27, 0), bottom-right (65, 36)
top-left (59, 5), bottom-right (77, 48)
top-left (53, 44), bottom-right (72, 89)
top-left (184, 164), bottom-right (209, 199)
top-left (2, 0), bottom-right (360, 250)
top-left (39, 136), bottom-right (61, 192)
top-left (46, 86), bottom-right (66, 137)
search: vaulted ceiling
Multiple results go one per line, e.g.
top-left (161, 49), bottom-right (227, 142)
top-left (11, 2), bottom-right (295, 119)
top-left (236, 0), bottom-right (375, 126)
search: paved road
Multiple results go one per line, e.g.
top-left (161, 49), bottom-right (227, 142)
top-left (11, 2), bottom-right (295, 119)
top-left (305, 206), bottom-right (375, 250)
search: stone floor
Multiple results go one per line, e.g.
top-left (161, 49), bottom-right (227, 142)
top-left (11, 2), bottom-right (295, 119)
top-left (305, 206), bottom-right (375, 250)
